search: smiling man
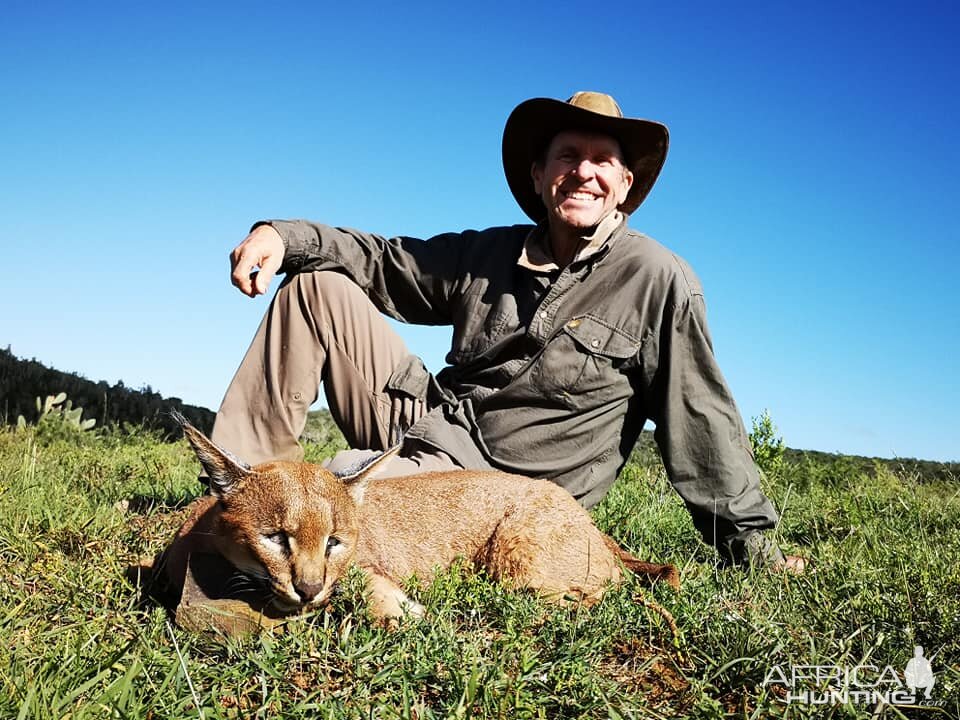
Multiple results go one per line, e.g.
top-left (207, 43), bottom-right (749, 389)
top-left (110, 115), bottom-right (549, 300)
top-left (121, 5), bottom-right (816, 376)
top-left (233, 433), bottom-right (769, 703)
top-left (214, 92), bottom-right (803, 571)
top-left (532, 130), bottom-right (633, 265)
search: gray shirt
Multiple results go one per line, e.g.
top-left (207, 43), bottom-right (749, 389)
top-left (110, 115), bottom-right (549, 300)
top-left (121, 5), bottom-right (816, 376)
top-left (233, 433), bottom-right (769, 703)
top-left (269, 215), bottom-right (781, 563)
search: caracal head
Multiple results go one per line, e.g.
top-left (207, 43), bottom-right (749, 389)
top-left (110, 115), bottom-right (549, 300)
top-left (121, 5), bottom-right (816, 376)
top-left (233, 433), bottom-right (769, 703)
top-left (172, 412), bottom-right (396, 612)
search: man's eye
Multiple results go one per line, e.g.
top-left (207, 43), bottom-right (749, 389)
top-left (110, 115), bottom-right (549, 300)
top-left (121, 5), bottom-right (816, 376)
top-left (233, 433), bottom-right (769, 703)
top-left (326, 536), bottom-right (341, 553)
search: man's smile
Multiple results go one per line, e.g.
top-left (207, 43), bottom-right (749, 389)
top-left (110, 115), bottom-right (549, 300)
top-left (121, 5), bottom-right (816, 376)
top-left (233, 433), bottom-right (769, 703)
top-left (561, 189), bottom-right (601, 202)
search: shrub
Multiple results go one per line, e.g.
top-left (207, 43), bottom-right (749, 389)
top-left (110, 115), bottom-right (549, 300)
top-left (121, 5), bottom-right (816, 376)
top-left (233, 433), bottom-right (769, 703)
top-left (749, 409), bottom-right (785, 479)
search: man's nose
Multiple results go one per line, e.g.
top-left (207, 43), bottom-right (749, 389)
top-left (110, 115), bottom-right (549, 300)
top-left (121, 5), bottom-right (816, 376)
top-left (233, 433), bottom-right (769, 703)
top-left (572, 159), bottom-right (596, 180)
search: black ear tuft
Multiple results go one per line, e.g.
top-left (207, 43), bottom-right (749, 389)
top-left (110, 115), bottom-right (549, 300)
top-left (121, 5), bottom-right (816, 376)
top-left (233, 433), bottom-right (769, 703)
top-left (171, 411), bottom-right (252, 496)
top-left (337, 445), bottom-right (401, 504)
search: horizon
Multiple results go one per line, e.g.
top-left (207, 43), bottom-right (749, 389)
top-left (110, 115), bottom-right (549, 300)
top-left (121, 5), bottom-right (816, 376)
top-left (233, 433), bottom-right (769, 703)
top-left (2, 2), bottom-right (958, 462)
top-left (3, 340), bottom-right (955, 466)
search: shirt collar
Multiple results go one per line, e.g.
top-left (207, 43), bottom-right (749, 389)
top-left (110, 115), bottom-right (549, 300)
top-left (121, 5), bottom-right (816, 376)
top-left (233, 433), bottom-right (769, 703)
top-left (517, 211), bottom-right (624, 272)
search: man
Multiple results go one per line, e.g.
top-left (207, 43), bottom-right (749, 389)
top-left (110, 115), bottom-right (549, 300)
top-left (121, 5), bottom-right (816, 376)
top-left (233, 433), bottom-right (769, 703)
top-left (215, 91), bottom-right (803, 570)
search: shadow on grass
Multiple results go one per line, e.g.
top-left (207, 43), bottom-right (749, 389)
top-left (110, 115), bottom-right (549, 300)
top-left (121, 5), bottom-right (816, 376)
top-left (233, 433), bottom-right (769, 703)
top-left (120, 489), bottom-right (201, 514)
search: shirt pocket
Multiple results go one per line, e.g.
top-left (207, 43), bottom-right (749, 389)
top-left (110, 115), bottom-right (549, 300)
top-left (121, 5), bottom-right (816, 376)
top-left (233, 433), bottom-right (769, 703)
top-left (386, 354), bottom-right (431, 400)
top-left (449, 282), bottom-right (518, 363)
top-left (531, 316), bottom-right (641, 403)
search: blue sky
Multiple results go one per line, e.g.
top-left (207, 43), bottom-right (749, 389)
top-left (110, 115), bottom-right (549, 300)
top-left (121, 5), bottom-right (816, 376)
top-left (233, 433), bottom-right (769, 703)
top-left (2, 1), bottom-right (957, 461)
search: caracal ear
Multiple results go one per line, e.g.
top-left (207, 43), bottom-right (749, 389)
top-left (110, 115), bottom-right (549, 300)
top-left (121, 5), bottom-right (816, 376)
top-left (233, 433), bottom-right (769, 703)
top-left (170, 410), bottom-right (253, 498)
top-left (335, 445), bottom-right (401, 505)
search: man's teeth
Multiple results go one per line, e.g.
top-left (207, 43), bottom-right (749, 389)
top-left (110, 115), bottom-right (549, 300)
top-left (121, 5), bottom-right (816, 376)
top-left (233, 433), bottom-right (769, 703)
top-left (565, 191), bottom-right (598, 200)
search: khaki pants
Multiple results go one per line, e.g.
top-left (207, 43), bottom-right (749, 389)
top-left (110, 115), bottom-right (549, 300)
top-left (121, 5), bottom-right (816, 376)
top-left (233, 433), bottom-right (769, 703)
top-left (211, 271), bottom-right (459, 477)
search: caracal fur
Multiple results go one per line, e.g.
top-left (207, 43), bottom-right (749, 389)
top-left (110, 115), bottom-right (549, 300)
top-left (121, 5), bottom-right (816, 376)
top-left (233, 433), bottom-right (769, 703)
top-left (159, 415), bottom-right (679, 623)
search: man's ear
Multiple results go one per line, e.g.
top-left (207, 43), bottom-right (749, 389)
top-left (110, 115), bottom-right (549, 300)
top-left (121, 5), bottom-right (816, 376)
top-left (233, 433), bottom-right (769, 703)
top-left (616, 167), bottom-right (634, 204)
top-left (336, 445), bottom-right (401, 505)
top-left (531, 161), bottom-right (544, 195)
top-left (170, 411), bottom-right (253, 498)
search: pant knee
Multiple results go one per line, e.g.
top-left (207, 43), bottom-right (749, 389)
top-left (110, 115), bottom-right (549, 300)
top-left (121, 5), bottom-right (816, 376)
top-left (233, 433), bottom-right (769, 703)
top-left (285, 270), bottom-right (361, 305)
top-left (279, 270), bottom-right (377, 332)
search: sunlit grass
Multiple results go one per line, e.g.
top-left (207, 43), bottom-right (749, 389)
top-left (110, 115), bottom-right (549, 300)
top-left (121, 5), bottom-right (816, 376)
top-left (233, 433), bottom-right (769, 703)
top-left (0, 422), bottom-right (957, 718)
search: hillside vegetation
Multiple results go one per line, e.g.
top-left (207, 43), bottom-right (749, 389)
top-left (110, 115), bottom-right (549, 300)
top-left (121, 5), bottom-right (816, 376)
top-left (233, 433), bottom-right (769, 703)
top-left (0, 406), bottom-right (957, 718)
top-left (4, 348), bottom-right (957, 481)
top-left (0, 347), bottom-right (214, 437)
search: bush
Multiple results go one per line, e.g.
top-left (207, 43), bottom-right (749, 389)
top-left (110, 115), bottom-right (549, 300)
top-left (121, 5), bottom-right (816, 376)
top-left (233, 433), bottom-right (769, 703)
top-left (749, 409), bottom-right (785, 479)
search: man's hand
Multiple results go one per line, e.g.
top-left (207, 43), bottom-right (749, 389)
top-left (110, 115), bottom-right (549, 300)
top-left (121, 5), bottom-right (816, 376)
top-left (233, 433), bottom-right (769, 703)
top-left (773, 554), bottom-right (809, 575)
top-left (230, 224), bottom-right (284, 297)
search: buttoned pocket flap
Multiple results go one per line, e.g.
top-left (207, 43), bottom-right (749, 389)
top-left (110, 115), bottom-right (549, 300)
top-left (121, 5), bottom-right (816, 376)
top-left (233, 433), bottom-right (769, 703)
top-left (385, 354), bottom-right (431, 399)
top-left (563, 316), bottom-right (640, 359)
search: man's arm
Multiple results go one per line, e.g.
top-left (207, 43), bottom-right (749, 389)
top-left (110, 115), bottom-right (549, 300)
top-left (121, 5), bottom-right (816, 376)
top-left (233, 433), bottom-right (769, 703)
top-left (640, 284), bottom-right (788, 567)
top-left (229, 220), bottom-right (468, 325)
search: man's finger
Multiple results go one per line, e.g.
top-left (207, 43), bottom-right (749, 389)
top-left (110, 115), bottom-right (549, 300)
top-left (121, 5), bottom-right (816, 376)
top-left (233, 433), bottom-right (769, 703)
top-left (231, 249), bottom-right (257, 297)
top-left (253, 255), bottom-right (282, 296)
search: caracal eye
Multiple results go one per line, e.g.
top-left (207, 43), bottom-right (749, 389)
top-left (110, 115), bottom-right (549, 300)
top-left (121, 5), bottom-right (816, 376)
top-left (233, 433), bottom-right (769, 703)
top-left (326, 536), bottom-right (341, 553)
top-left (265, 531), bottom-right (289, 550)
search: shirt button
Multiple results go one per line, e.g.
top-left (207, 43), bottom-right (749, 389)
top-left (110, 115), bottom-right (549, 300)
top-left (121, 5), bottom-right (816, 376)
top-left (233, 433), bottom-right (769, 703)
top-left (539, 311), bottom-right (548, 319)
top-left (590, 339), bottom-right (600, 348)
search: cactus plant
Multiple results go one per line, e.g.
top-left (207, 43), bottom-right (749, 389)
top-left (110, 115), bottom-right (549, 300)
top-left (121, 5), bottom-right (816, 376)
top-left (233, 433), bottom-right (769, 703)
top-left (18, 393), bottom-right (97, 433)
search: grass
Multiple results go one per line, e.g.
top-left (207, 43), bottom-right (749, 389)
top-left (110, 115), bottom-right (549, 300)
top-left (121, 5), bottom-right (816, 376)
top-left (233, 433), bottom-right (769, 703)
top-left (0, 419), bottom-right (957, 719)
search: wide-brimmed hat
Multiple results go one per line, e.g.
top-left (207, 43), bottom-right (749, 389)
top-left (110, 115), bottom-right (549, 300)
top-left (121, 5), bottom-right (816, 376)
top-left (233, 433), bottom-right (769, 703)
top-left (502, 91), bottom-right (669, 222)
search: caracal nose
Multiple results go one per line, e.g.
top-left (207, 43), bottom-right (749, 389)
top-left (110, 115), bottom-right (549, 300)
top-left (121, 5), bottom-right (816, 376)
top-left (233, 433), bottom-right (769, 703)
top-left (293, 580), bottom-right (324, 602)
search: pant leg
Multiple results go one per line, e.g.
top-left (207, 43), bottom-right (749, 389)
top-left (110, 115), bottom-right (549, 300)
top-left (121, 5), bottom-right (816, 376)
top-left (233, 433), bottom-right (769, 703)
top-left (211, 270), bottom-right (427, 465)
top-left (322, 443), bottom-right (462, 479)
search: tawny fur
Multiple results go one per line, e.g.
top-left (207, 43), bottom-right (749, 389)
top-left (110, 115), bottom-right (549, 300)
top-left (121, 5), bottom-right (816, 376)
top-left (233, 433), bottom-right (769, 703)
top-left (159, 417), bottom-right (679, 625)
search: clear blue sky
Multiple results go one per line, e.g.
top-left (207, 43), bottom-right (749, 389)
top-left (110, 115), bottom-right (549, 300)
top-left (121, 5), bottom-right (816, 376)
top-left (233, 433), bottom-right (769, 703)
top-left (2, 1), bottom-right (957, 461)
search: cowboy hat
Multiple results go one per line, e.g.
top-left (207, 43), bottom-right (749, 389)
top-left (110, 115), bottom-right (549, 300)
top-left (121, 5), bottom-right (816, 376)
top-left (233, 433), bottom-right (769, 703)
top-left (502, 91), bottom-right (669, 222)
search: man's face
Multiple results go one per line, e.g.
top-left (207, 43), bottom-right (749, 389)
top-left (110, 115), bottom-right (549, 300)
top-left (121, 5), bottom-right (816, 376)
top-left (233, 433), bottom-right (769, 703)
top-left (531, 130), bottom-right (634, 232)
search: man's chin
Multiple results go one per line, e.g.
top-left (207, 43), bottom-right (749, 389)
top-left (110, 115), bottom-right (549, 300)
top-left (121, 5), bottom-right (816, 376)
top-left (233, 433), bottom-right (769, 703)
top-left (552, 204), bottom-right (611, 231)
top-left (554, 212), bottom-right (599, 229)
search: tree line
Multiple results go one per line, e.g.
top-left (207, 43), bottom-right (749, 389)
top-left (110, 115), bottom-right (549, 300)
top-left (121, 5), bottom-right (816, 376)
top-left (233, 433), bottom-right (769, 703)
top-left (0, 347), bottom-right (214, 437)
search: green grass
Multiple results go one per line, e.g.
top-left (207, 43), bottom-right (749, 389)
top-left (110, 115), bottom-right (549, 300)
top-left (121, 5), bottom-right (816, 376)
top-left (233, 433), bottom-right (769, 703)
top-left (0, 421), bottom-right (957, 719)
